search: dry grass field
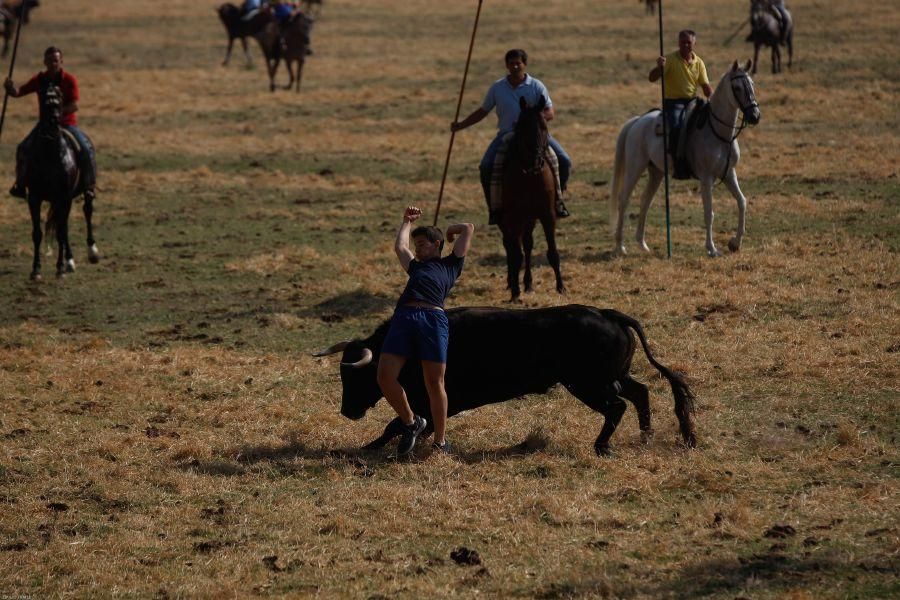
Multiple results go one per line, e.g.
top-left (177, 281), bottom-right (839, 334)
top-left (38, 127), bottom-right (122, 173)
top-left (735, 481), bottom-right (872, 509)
top-left (0, 0), bottom-right (897, 597)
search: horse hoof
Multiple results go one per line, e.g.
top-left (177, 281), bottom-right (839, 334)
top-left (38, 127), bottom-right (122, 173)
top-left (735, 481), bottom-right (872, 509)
top-left (595, 445), bottom-right (615, 458)
top-left (507, 296), bottom-right (522, 304)
top-left (557, 286), bottom-right (567, 295)
top-left (640, 430), bottom-right (655, 445)
top-left (30, 272), bottom-right (42, 282)
top-left (639, 242), bottom-right (651, 253)
top-left (524, 286), bottom-right (534, 294)
top-left (65, 259), bottom-right (75, 273)
top-left (707, 248), bottom-right (723, 258)
top-left (727, 238), bottom-right (741, 253)
top-left (613, 246), bottom-right (627, 257)
top-left (88, 245), bottom-right (101, 263)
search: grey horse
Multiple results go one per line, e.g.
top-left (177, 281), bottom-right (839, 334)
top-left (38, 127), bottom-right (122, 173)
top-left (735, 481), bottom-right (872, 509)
top-left (610, 61), bottom-right (761, 257)
top-left (746, 0), bottom-right (793, 74)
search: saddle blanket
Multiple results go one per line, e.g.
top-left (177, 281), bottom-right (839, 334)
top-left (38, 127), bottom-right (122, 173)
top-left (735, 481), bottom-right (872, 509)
top-left (490, 132), bottom-right (562, 211)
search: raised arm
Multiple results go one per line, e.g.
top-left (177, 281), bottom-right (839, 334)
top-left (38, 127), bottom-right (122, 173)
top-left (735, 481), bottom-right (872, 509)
top-left (446, 222), bottom-right (475, 258)
top-left (394, 206), bottom-right (420, 272)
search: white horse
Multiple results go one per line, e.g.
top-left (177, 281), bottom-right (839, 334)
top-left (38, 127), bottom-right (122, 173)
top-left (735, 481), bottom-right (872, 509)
top-left (610, 60), bottom-right (761, 257)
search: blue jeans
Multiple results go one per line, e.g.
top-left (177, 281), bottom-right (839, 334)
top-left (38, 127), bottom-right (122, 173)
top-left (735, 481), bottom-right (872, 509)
top-left (479, 133), bottom-right (572, 205)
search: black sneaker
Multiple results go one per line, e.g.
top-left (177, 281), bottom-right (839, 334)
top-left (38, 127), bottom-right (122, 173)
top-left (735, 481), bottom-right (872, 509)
top-left (397, 415), bottom-right (427, 457)
top-left (555, 200), bottom-right (570, 218)
top-left (9, 184), bottom-right (26, 199)
top-left (432, 440), bottom-right (452, 454)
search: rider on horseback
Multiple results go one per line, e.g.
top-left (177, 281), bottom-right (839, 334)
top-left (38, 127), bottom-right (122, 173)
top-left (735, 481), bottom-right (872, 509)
top-left (4, 46), bottom-right (96, 201)
top-left (451, 49), bottom-right (571, 225)
top-left (764, 0), bottom-right (790, 43)
top-left (649, 30), bottom-right (713, 180)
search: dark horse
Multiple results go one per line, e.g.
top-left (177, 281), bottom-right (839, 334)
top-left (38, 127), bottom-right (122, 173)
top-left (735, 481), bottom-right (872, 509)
top-left (216, 2), bottom-right (273, 67)
top-left (0, 0), bottom-right (39, 57)
top-left (25, 84), bottom-right (95, 280)
top-left (499, 96), bottom-right (565, 302)
top-left (746, 0), bottom-right (793, 74)
top-left (256, 12), bottom-right (313, 92)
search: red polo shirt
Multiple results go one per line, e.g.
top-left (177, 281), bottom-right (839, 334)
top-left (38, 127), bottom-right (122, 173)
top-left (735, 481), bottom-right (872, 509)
top-left (18, 69), bottom-right (79, 126)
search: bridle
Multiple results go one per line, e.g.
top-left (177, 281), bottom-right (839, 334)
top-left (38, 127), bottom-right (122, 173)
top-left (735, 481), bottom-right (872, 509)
top-left (707, 72), bottom-right (759, 144)
top-left (516, 110), bottom-right (548, 176)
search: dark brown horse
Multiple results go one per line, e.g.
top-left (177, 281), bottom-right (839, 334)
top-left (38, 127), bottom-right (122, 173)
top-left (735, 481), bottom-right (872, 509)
top-left (279, 13), bottom-right (313, 92)
top-left (641, 0), bottom-right (658, 16)
top-left (746, 0), bottom-right (793, 74)
top-left (216, 2), bottom-right (274, 67)
top-left (0, 0), bottom-right (38, 57)
top-left (499, 96), bottom-right (564, 302)
top-left (24, 84), bottom-right (81, 280)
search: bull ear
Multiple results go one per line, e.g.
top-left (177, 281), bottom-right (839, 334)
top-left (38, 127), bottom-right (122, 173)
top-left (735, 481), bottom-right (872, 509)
top-left (519, 96), bottom-right (527, 111)
top-left (731, 60), bottom-right (739, 72)
top-left (312, 340), bottom-right (350, 357)
top-left (743, 59), bottom-right (752, 72)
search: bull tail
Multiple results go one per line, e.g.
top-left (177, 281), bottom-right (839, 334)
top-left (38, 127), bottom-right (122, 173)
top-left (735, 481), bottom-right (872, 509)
top-left (601, 309), bottom-right (697, 448)
top-left (610, 116), bottom-right (639, 237)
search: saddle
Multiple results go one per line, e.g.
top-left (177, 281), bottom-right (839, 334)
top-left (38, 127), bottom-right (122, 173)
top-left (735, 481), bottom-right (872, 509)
top-left (489, 133), bottom-right (562, 212)
top-left (654, 99), bottom-right (709, 180)
top-left (60, 128), bottom-right (81, 153)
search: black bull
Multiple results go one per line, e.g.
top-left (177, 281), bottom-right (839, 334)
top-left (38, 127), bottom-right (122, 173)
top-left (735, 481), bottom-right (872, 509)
top-left (315, 305), bottom-right (697, 455)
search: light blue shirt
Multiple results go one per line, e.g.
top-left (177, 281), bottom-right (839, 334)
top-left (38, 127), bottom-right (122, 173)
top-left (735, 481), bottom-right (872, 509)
top-left (481, 74), bottom-right (553, 136)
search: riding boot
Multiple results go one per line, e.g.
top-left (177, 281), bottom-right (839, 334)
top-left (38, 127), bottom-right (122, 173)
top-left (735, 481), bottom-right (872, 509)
top-left (555, 190), bottom-right (571, 219)
top-left (9, 157), bottom-right (26, 199)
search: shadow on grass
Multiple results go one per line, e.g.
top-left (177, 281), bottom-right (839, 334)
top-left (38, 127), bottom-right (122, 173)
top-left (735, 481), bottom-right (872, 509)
top-left (301, 290), bottom-right (394, 322)
top-left (638, 552), bottom-right (884, 597)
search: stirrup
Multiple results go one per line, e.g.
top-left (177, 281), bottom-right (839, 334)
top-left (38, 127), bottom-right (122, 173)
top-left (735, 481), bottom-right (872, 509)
top-left (555, 200), bottom-right (570, 218)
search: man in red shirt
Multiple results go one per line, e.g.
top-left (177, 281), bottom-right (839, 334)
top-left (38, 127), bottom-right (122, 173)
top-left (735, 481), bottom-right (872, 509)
top-left (4, 46), bottom-right (96, 200)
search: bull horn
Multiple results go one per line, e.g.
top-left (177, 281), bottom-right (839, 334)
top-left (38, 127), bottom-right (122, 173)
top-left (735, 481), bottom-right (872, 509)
top-left (312, 341), bottom-right (350, 357)
top-left (341, 347), bottom-right (373, 368)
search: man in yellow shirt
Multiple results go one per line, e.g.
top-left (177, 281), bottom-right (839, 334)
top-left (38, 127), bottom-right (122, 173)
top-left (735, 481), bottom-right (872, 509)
top-left (649, 30), bottom-right (713, 178)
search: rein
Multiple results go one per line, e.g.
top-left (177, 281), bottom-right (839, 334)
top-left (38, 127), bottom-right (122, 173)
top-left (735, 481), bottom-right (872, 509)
top-left (706, 73), bottom-right (758, 181)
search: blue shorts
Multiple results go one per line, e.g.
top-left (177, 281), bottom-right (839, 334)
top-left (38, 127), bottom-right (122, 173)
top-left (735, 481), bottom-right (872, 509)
top-left (381, 306), bottom-right (450, 363)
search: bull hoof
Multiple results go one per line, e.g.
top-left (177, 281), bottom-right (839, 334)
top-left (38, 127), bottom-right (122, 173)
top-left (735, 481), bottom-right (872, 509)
top-left (595, 445), bottom-right (615, 458)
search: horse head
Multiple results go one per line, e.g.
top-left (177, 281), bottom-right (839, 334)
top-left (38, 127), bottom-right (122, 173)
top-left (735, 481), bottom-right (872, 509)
top-left (727, 60), bottom-right (761, 125)
top-left (39, 83), bottom-right (63, 139)
top-left (514, 96), bottom-right (549, 175)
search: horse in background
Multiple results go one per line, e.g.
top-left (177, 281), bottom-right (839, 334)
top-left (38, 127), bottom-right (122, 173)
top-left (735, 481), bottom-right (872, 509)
top-left (641, 0), bottom-right (658, 16)
top-left (610, 61), bottom-right (760, 257)
top-left (301, 0), bottom-right (323, 17)
top-left (24, 84), bottom-right (89, 280)
top-left (217, 2), bottom-right (273, 67)
top-left (0, 0), bottom-right (39, 57)
top-left (256, 12), bottom-right (313, 92)
top-left (499, 96), bottom-right (565, 301)
top-left (746, 0), bottom-right (793, 74)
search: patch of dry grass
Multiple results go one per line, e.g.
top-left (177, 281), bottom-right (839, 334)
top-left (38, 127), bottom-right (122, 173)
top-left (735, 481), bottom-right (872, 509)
top-left (0, 0), bottom-right (897, 598)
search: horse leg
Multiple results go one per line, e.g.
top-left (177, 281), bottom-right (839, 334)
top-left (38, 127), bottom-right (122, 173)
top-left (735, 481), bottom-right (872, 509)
top-left (700, 177), bottom-right (721, 257)
top-left (771, 43), bottom-right (780, 74)
top-left (241, 37), bottom-right (252, 67)
top-left (56, 199), bottom-right (73, 277)
top-left (614, 162), bottom-right (646, 256)
top-left (635, 165), bottom-right (664, 253)
top-left (283, 58), bottom-right (295, 90)
top-left (267, 56), bottom-right (280, 92)
top-left (83, 191), bottom-right (100, 263)
top-left (502, 232), bottom-right (523, 301)
top-left (28, 196), bottom-right (42, 280)
top-left (541, 217), bottom-right (565, 295)
top-left (752, 43), bottom-right (761, 75)
top-left (295, 58), bottom-right (304, 92)
top-left (786, 29), bottom-right (793, 69)
top-left (723, 169), bottom-right (748, 252)
top-left (223, 36), bottom-right (235, 66)
top-left (522, 226), bottom-right (534, 293)
top-left (619, 376), bottom-right (654, 444)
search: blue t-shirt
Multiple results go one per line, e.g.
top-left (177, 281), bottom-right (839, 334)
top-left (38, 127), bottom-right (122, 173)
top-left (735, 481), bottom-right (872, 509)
top-left (396, 253), bottom-right (465, 309)
top-left (481, 74), bottom-right (553, 136)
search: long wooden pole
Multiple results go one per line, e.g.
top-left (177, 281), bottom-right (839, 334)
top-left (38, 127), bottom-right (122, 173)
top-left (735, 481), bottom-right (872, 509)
top-left (658, 0), bottom-right (672, 258)
top-left (433, 0), bottom-right (483, 227)
top-left (0, 7), bottom-right (26, 144)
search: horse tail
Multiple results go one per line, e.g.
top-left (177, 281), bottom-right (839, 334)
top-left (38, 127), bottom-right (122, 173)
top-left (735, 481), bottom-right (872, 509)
top-left (601, 308), bottom-right (697, 448)
top-left (610, 116), bottom-right (639, 236)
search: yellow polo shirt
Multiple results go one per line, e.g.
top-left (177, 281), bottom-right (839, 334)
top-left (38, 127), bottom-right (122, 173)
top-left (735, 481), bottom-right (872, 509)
top-left (663, 51), bottom-right (709, 100)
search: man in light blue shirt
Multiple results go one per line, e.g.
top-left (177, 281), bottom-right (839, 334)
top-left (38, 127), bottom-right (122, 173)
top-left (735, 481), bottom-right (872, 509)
top-left (452, 49), bottom-right (571, 224)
